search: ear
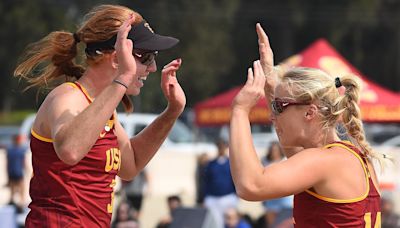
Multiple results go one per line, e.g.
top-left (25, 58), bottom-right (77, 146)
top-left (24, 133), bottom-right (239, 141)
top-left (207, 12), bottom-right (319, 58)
top-left (304, 104), bottom-right (318, 121)
top-left (110, 51), bottom-right (118, 69)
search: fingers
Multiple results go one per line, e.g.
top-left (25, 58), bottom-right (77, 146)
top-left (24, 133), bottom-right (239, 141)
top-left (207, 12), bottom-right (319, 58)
top-left (117, 14), bottom-right (135, 42)
top-left (246, 68), bottom-right (254, 86)
top-left (114, 14), bottom-right (137, 83)
top-left (162, 66), bottom-right (180, 76)
top-left (246, 60), bottom-right (265, 88)
top-left (161, 58), bottom-right (183, 97)
top-left (256, 23), bottom-right (274, 76)
top-left (162, 59), bottom-right (182, 72)
top-left (161, 59), bottom-right (182, 82)
top-left (256, 23), bottom-right (270, 47)
top-left (258, 42), bottom-right (268, 61)
top-left (253, 60), bottom-right (265, 87)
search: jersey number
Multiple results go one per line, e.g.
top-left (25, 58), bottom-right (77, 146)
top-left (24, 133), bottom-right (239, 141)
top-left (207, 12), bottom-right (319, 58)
top-left (107, 179), bottom-right (116, 213)
top-left (364, 212), bottom-right (381, 228)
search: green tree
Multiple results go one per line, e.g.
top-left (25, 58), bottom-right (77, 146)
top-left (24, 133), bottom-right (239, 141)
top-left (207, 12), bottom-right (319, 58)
top-left (1, 0), bottom-right (112, 112)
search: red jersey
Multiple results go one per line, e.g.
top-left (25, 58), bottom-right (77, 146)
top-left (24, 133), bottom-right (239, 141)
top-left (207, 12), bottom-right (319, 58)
top-left (293, 141), bottom-right (381, 228)
top-left (26, 82), bottom-right (121, 227)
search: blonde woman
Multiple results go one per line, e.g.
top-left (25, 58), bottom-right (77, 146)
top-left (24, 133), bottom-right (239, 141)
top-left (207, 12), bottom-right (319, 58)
top-left (14, 5), bottom-right (185, 227)
top-left (229, 24), bottom-right (382, 227)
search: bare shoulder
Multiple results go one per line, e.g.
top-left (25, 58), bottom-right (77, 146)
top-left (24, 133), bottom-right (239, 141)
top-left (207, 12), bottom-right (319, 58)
top-left (39, 83), bottom-right (88, 113)
top-left (287, 147), bottom-right (340, 174)
top-left (35, 83), bottom-right (88, 132)
top-left (290, 147), bottom-right (329, 162)
top-left (317, 145), bottom-right (366, 175)
top-left (46, 83), bottom-right (86, 104)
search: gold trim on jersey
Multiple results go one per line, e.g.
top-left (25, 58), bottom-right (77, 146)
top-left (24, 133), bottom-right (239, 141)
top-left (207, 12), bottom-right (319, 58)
top-left (304, 141), bottom-right (370, 204)
top-left (65, 82), bottom-right (78, 89)
top-left (31, 129), bottom-right (53, 143)
top-left (65, 82), bottom-right (94, 102)
top-left (66, 82), bottom-right (115, 138)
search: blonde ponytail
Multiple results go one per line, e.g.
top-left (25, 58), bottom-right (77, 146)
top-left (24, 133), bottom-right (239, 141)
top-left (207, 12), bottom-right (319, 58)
top-left (334, 74), bottom-right (387, 166)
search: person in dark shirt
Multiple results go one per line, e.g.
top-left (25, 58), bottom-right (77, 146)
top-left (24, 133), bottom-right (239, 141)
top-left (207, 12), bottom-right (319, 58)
top-left (204, 139), bottom-right (238, 228)
top-left (382, 197), bottom-right (400, 228)
top-left (224, 208), bottom-right (252, 228)
top-left (6, 134), bottom-right (27, 211)
top-left (156, 195), bottom-right (182, 228)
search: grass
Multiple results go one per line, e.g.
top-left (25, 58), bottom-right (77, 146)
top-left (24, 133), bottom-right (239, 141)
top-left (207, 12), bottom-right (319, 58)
top-left (0, 110), bottom-right (35, 125)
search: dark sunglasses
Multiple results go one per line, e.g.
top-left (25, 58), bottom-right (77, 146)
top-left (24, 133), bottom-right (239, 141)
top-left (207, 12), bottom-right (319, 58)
top-left (271, 98), bottom-right (310, 115)
top-left (133, 51), bottom-right (158, 66)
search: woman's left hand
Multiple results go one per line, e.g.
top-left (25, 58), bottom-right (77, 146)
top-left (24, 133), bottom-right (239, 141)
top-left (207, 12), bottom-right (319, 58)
top-left (232, 60), bottom-right (265, 114)
top-left (161, 58), bottom-right (186, 116)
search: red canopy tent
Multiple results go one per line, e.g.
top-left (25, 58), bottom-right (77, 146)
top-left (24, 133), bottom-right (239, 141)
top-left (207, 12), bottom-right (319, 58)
top-left (195, 39), bottom-right (400, 126)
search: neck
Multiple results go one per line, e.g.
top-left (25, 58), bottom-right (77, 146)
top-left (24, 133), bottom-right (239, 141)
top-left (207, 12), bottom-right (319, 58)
top-left (78, 65), bottom-right (116, 98)
top-left (302, 127), bottom-right (341, 149)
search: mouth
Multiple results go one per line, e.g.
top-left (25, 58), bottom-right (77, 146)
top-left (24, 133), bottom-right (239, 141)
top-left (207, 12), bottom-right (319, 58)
top-left (138, 76), bottom-right (147, 84)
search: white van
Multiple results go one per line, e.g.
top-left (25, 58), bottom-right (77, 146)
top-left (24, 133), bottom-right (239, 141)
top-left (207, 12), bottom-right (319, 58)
top-left (117, 113), bottom-right (217, 154)
top-left (19, 113), bottom-right (217, 155)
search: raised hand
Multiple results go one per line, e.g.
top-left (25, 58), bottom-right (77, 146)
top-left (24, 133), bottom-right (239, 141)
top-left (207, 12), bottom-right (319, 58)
top-left (256, 23), bottom-right (278, 98)
top-left (232, 60), bottom-right (265, 114)
top-left (114, 14), bottom-right (137, 85)
top-left (161, 59), bottom-right (186, 116)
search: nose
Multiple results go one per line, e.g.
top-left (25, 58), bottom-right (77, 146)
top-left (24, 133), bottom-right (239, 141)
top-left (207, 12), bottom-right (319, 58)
top-left (147, 61), bottom-right (157, 73)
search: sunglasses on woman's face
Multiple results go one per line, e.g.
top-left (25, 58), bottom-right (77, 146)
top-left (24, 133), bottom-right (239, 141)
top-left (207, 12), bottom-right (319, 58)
top-left (271, 98), bottom-right (310, 116)
top-left (133, 51), bottom-right (158, 66)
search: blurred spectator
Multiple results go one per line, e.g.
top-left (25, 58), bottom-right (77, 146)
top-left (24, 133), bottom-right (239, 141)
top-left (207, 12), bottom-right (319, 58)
top-left (156, 195), bottom-right (182, 228)
top-left (204, 139), bottom-right (238, 228)
top-left (123, 169), bottom-right (149, 217)
top-left (111, 200), bottom-right (139, 228)
top-left (261, 141), bottom-right (293, 228)
top-left (382, 197), bottom-right (400, 228)
top-left (6, 134), bottom-right (27, 212)
top-left (224, 208), bottom-right (252, 228)
top-left (195, 153), bottom-right (210, 206)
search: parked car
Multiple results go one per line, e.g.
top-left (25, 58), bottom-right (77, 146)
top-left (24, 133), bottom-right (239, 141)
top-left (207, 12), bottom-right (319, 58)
top-left (381, 135), bottom-right (400, 147)
top-left (19, 113), bottom-right (217, 155)
top-left (364, 123), bottom-right (400, 145)
top-left (19, 114), bottom-right (36, 147)
top-left (218, 124), bottom-right (279, 155)
top-left (117, 113), bottom-right (217, 155)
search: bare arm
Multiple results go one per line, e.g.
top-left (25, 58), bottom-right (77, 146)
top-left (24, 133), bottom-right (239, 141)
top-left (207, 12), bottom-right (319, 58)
top-left (49, 84), bottom-right (126, 165)
top-left (229, 60), bottom-right (267, 199)
top-left (230, 137), bottom-right (326, 201)
top-left (230, 60), bottom-right (326, 201)
top-left (117, 110), bottom-right (179, 180)
top-left (47, 15), bottom-right (137, 165)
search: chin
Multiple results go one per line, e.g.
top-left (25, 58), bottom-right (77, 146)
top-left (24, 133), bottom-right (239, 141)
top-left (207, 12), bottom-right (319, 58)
top-left (126, 88), bottom-right (140, 96)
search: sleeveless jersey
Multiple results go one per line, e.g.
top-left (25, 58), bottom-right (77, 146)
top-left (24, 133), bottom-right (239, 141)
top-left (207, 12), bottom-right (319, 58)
top-left (293, 141), bottom-right (381, 228)
top-left (26, 82), bottom-right (121, 227)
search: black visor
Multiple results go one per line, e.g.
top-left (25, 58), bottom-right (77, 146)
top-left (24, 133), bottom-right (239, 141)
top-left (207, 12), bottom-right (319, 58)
top-left (85, 20), bottom-right (179, 55)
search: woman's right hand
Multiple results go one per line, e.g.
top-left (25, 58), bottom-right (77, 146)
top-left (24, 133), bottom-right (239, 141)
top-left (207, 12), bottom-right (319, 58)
top-left (114, 14), bottom-right (137, 85)
top-left (232, 60), bottom-right (265, 114)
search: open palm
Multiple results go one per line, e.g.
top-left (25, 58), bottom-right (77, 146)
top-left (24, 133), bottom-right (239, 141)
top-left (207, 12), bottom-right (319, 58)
top-left (161, 59), bottom-right (186, 115)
